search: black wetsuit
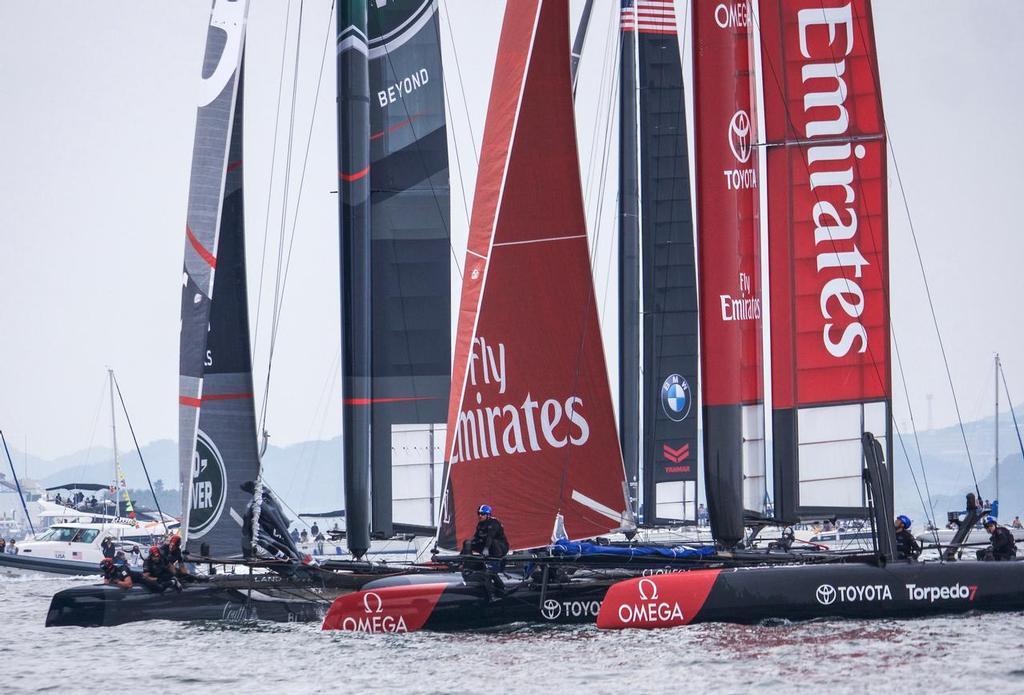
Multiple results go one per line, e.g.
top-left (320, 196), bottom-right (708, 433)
top-left (103, 561), bottom-right (132, 587)
top-left (895, 528), bottom-right (921, 560)
top-left (990, 526), bottom-right (1017, 561)
top-left (465, 517), bottom-right (509, 557)
top-left (142, 553), bottom-right (175, 592)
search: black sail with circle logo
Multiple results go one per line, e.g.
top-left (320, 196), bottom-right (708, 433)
top-left (179, 0), bottom-right (260, 558)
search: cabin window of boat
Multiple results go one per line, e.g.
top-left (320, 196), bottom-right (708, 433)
top-left (51, 527), bottom-right (78, 542)
top-left (36, 529), bottom-right (56, 541)
top-left (73, 529), bottom-right (99, 543)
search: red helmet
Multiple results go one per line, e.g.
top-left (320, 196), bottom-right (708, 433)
top-left (100, 558), bottom-right (113, 567)
top-left (169, 535), bottom-right (181, 547)
top-left (149, 545), bottom-right (161, 555)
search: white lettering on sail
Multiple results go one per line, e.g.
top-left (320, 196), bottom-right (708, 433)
top-left (714, 1), bottom-right (750, 29)
top-left (797, 3), bottom-right (868, 358)
top-left (377, 68), bottom-right (430, 107)
top-left (451, 337), bottom-right (590, 464)
top-left (720, 272), bottom-right (761, 322)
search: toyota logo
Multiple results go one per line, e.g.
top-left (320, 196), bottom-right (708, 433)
top-left (540, 599), bottom-right (561, 620)
top-left (362, 591), bottom-right (384, 614)
top-left (815, 584), bottom-right (837, 606)
top-left (638, 578), bottom-right (659, 601)
top-left (728, 110), bottom-right (752, 164)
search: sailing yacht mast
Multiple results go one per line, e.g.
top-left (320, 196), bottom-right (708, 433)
top-left (108, 369), bottom-right (119, 507)
top-left (995, 352), bottom-right (1000, 503)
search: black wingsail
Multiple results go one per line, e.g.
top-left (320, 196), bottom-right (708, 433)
top-left (619, 0), bottom-right (699, 523)
top-left (179, 1), bottom-right (259, 558)
top-left (337, 0), bottom-right (450, 553)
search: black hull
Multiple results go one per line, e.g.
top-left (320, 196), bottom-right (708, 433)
top-left (598, 560), bottom-right (1024, 629)
top-left (46, 569), bottom-right (381, 627)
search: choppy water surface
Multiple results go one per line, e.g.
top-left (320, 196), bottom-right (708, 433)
top-left (5, 574), bottom-right (1023, 694)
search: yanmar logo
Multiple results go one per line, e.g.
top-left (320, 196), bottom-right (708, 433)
top-left (815, 583), bottom-right (892, 605)
top-left (616, 578), bottom-right (685, 624)
top-left (906, 583), bottom-right (977, 603)
top-left (338, 591), bottom-right (408, 633)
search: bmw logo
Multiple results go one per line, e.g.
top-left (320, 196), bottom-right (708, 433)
top-left (661, 374), bottom-right (692, 422)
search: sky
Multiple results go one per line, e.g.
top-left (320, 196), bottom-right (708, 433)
top-left (1, 1), bottom-right (1022, 464)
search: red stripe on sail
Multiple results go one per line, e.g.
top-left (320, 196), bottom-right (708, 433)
top-left (344, 396), bottom-right (439, 405)
top-left (186, 225), bottom-right (216, 268)
top-left (443, 0), bottom-right (630, 552)
top-left (226, 160), bottom-right (243, 172)
top-left (370, 115), bottom-right (421, 141)
top-left (179, 392), bottom-right (253, 408)
top-left (339, 166), bottom-right (370, 182)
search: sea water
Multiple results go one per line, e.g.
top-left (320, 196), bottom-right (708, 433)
top-left (4, 574), bottom-right (1022, 694)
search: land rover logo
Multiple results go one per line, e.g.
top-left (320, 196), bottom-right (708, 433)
top-left (541, 599), bottom-right (561, 620)
top-left (660, 374), bottom-right (692, 422)
top-left (189, 431), bottom-right (227, 538)
top-left (816, 584), bottom-right (837, 606)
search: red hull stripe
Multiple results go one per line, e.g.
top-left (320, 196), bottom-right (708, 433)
top-left (186, 225), bottom-right (217, 268)
top-left (179, 392), bottom-right (253, 408)
top-left (344, 396), bottom-right (440, 405)
top-left (339, 166), bottom-right (370, 182)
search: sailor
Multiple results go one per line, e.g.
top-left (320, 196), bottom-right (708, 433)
top-left (894, 515), bottom-right (921, 560)
top-left (142, 545), bottom-right (180, 593)
top-left (463, 505), bottom-right (509, 558)
top-left (101, 556), bottom-right (132, 589)
top-left (101, 536), bottom-right (116, 559)
top-left (978, 517), bottom-right (1017, 561)
top-left (161, 535), bottom-right (191, 578)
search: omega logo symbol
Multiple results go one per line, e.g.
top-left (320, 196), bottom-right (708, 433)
top-left (728, 110), bottom-right (752, 164)
top-left (638, 578), bottom-right (660, 601)
top-left (362, 591), bottom-right (384, 614)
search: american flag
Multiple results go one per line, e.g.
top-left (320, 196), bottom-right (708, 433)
top-left (621, 0), bottom-right (678, 35)
top-left (72, 551), bottom-right (81, 560)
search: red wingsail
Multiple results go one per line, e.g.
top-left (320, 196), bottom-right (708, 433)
top-left (438, 0), bottom-right (632, 552)
top-left (693, 0), bottom-right (767, 541)
top-left (760, 0), bottom-right (890, 517)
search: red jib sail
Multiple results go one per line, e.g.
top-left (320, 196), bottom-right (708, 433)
top-left (760, 0), bottom-right (890, 518)
top-left (693, 0), bottom-right (766, 544)
top-left (437, 0), bottom-right (633, 552)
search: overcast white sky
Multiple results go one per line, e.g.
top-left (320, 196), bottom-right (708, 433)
top-left (1, 1), bottom-right (1022, 461)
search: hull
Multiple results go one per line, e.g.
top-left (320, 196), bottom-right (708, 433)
top-left (322, 572), bottom-right (622, 633)
top-left (46, 568), bottom-right (386, 627)
top-left (597, 561), bottom-right (1024, 629)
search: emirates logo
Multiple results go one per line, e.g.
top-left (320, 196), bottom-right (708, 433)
top-left (728, 110), bottom-right (752, 164)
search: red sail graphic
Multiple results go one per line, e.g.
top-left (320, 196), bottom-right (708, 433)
top-left (760, 0), bottom-right (890, 518)
top-left (694, 0), bottom-right (763, 407)
top-left (440, 0), bottom-right (632, 551)
top-left (761, 0), bottom-right (889, 409)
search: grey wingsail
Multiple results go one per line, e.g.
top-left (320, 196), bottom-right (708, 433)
top-left (179, 0), bottom-right (255, 557)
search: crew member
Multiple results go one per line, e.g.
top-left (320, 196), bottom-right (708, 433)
top-left (462, 505), bottom-right (509, 558)
top-left (101, 536), bottom-right (116, 559)
top-left (161, 534), bottom-right (190, 578)
top-left (979, 516), bottom-right (1018, 561)
top-left (101, 556), bottom-right (132, 589)
top-left (142, 545), bottom-right (180, 592)
top-left (894, 515), bottom-right (921, 560)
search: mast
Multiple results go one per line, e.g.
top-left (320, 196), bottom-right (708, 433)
top-left (995, 352), bottom-right (1000, 503)
top-left (570, 0), bottom-right (595, 92)
top-left (337, 0), bottom-right (372, 558)
top-left (0, 431), bottom-right (35, 536)
top-left (108, 369), bottom-right (119, 503)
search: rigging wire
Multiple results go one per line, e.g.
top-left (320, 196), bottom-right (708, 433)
top-left (252, 0), bottom-right (294, 366)
top-left (111, 372), bottom-right (169, 534)
top-left (999, 361), bottom-right (1024, 462)
top-left (891, 326), bottom-right (937, 530)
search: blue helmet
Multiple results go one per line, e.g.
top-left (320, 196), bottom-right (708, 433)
top-left (897, 514), bottom-right (912, 529)
top-left (984, 516), bottom-right (997, 527)
top-left (477, 504), bottom-right (492, 516)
